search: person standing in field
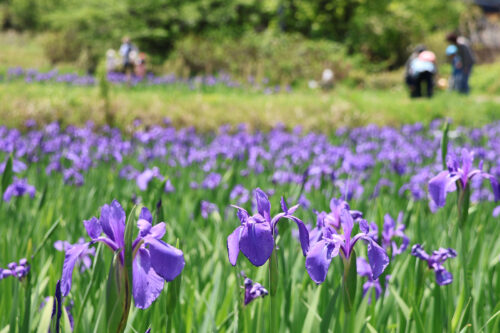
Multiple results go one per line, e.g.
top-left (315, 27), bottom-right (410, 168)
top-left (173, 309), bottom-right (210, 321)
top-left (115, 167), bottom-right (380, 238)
top-left (446, 33), bottom-right (475, 94)
top-left (119, 36), bottom-right (137, 83)
top-left (445, 45), bottom-right (463, 91)
top-left (408, 50), bottom-right (437, 98)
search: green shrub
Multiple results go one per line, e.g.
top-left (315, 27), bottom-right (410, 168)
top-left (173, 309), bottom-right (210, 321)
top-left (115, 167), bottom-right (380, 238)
top-left (165, 31), bottom-right (362, 85)
top-left (41, 31), bottom-right (81, 64)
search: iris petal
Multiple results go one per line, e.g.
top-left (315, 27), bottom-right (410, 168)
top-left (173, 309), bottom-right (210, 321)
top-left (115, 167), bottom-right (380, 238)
top-left (148, 238), bottom-right (185, 281)
top-left (239, 221), bottom-right (274, 266)
top-left (227, 226), bottom-right (242, 266)
top-left (61, 242), bottom-right (90, 296)
top-left (99, 200), bottom-right (126, 248)
top-left (132, 249), bottom-right (165, 309)
top-left (83, 217), bottom-right (102, 240)
top-left (305, 240), bottom-right (338, 284)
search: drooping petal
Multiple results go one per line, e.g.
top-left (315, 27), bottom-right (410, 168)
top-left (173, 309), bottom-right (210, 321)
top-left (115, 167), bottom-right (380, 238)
top-left (305, 240), bottom-right (339, 284)
top-left (61, 242), bottom-right (90, 296)
top-left (435, 268), bottom-right (453, 286)
top-left (428, 171), bottom-right (459, 208)
top-left (227, 226), bottom-right (243, 266)
top-left (255, 188), bottom-right (271, 222)
top-left (238, 221), bottom-right (274, 266)
top-left (99, 200), bottom-right (126, 249)
top-left (278, 216), bottom-right (309, 256)
top-left (355, 235), bottom-right (389, 279)
top-left (147, 238), bottom-right (185, 282)
top-left (132, 248), bottom-right (165, 309)
top-left (83, 217), bottom-right (102, 240)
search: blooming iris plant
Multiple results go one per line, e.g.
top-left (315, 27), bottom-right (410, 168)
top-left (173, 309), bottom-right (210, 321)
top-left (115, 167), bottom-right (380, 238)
top-left (305, 208), bottom-right (389, 284)
top-left (411, 244), bottom-right (457, 285)
top-left (227, 188), bottom-right (309, 267)
top-left (61, 200), bottom-right (185, 309)
top-left (428, 149), bottom-right (500, 209)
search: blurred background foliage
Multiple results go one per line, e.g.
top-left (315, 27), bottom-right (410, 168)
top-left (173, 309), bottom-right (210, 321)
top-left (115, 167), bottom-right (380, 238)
top-left (0, 0), bottom-right (473, 80)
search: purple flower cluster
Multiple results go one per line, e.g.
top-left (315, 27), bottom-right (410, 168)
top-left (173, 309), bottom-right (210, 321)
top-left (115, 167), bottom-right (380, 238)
top-left (0, 258), bottom-right (30, 281)
top-left (5, 67), bottom-right (290, 94)
top-left (1, 121), bottom-right (500, 213)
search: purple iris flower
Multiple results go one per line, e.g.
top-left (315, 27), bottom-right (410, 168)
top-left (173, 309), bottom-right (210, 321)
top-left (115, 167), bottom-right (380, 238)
top-left (200, 200), bottom-right (218, 219)
top-left (0, 258), bottom-right (30, 281)
top-left (382, 212), bottom-right (409, 257)
top-left (230, 184), bottom-right (250, 205)
top-left (54, 238), bottom-right (95, 273)
top-left (61, 200), bottom-right (185, 309)
top-left (136, 167), bottom-right (163, 191)
top-left (241, 273), bottom-right (268, 305)
top-left (305, 209), bottom-right (389, 284)
top-left (428, 149), bottom-right (500, 208)
top-left (227, 188), bottom-right (309, 267)
top-left (3, 177), bottom-right (35, 202)
top-left (411, 244), bottom-right (456, 285)
top-left (309, 198), bottom-right (364, 247)
top-left (164, 179), bottom-right (175, 193)
top-left (201, 172), bottom-right (221, 189)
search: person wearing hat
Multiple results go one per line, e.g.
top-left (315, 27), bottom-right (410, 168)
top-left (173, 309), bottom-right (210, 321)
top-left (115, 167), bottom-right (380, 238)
top-left (446, 45), bottom-right (462, 91)
top-left (408, 50), bottom-right (437, 98)
top-left (446, 33), bottom-right (475, 94)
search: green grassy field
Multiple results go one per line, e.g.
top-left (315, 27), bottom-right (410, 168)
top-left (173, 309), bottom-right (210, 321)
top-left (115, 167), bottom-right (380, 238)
top-left (1, 79), bottom-right (500, 132)
top-left (0, 31), bottom-right (500, 132)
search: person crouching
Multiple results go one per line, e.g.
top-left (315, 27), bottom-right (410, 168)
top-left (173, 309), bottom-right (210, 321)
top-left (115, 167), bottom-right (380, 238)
top-left (408, 50), bottom-right (437, 98)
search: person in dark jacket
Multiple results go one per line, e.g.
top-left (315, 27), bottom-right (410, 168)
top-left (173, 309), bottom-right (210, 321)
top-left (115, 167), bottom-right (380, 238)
top-left (446, 33), bottom-right (475, 94)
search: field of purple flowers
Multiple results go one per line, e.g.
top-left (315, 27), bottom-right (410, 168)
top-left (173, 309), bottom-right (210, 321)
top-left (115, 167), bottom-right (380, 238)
top-left (3, 67), bottom-right (290, 94)
top-left (0, 119), bottom-right (499, 332)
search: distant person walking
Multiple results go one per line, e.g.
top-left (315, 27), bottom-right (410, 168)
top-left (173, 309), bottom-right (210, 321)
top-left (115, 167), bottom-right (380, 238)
top-left (119, 36), bottom-right (137, 83)
top-left (408, 50), bottom-right (437, 98)
top-left (446, 33), bottom-right (475, 94)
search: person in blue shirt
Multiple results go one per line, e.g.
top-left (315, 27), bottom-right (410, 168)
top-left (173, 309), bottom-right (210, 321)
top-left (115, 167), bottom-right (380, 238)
top-left (446, 45), bottom-right (462, 91)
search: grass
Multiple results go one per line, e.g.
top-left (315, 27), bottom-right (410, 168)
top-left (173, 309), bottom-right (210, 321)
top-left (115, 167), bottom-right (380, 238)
top-left (0, 79), bottom-right (500, 132)
top-left (0, 31), bottom-right (500, 132)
